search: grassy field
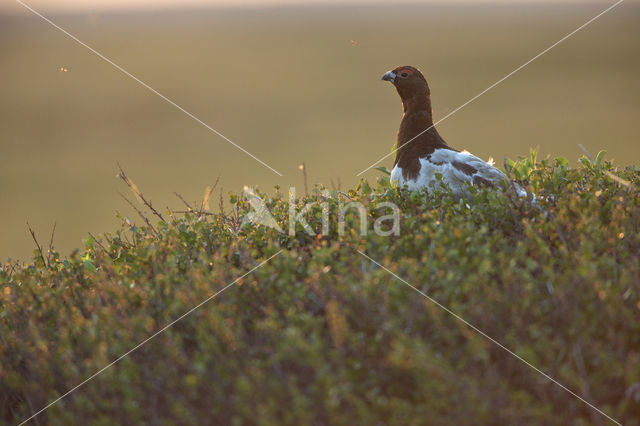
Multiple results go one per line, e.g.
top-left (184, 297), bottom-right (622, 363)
top-left (1, 3), bottom-right (639, 260)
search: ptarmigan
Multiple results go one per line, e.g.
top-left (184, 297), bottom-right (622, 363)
top-left (382, 65), bottom-right (526, 199)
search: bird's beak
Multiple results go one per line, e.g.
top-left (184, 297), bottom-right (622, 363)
top-left (381, 71), bottom-right (396, 83)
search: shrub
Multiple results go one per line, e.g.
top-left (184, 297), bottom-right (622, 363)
top-left (1, 154), bottom-right (639, 425)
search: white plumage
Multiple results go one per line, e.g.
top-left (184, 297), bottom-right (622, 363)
top-left (391, 148), bottom-right (527, 199)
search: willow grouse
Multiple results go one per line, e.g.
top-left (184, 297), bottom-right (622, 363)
top-left (382, 65), bottom-right (526, 199)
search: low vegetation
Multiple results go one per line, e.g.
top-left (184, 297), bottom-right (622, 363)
top-left (1, 152), bottom-right (639, 425)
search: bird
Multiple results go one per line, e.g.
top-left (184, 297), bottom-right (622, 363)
top-left (381, 65), bottom-right (527, 199)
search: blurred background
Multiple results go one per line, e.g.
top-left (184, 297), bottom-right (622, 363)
top-left (1, 0), bottom-right (638, 261)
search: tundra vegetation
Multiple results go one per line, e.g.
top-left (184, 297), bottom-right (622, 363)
top-left (2, 151), bottom-right (639, 425)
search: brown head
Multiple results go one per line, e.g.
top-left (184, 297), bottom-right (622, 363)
top-left (382, 65), bottom-right (449, 173)
top-left (381, 65), bottom-right (432, 114)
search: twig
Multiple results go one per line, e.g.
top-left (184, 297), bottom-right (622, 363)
top-left (219, 187), bottom-right (225, 215)
top-left (114, 212), bottom-right (133, 246)
top-left (299, 163), bottom-right (309, 197)
top-left (117, 162), bottom-right (165, 221)
top-left (118, 192), bottom-right (158, 235)
top-left (122, 231), bottom-right (132, 246)
top-left (88, 232), bottom-right (114, 259)
top-left (7, 262), bottom-right (18, 281)
top-left (175, 210), bottom-right (216, 216)
top-left (46, 222), bottom-right (57, 267)
top-left (26, 222), bottom-right (46, 267)
top-left (199, 177), bottom-right (220, 215)
top-left (174, 192), bottom-right (194, 212)
top-left (218, 187), bottom-right (233, 229)
top-left (604, 171), bottom-right (632, 189)
top-left (337, 191), bottom-right (353, 201)
top-left (231, 207), bottom-right (241, 234)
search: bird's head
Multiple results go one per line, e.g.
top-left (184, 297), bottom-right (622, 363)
top-left (382, 65), bottom-right (428, 88)
top-left (381, 65), bottom-right (431, 111)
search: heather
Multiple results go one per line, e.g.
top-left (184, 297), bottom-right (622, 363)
top-left (2, 153), bottom-right (639, 425)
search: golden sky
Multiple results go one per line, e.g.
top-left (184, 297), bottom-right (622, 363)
top-left (4, 0), bottom-right (620, 15)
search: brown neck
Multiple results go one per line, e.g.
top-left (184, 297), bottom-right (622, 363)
top-left (393, 86), bottom-right (451, 177)
top-left (399, 86), bottom-right (433, 118)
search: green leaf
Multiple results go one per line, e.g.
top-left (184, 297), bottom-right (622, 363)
top-left (83, 259), bottom-right (96, 273)
top-left (529, 147), bottom-right (538, 166)
top-left (579, 156), bottom-right (594, 170)
top-left (555, 157), bottom-right (568, 167)
top-left (595, 150), bottom-right (607, 168)
top-left (374, 166), bottom-right (391, 176)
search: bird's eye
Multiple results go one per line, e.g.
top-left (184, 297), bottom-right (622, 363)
top-left (400, 72), bottom-right (409, 78)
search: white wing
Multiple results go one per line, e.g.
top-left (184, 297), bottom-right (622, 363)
top-left (428, 149), bottom-right (507, 186)
top-left (391, 148), bottom-right (531, 200)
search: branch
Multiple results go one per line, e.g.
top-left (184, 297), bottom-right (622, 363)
top-left (118, 192), bottom-right (158, 235)
top-left (26, 222), bottom-right (46, 267)
top-left (299, 162), bottom-right (308, 197)
top-left (88, 232), bottom-right (115, 259)
top-left (46, 222), bottom-right (56, 267)
top-left (7, 262), bottom-right (18, 281)
top-left (199, 176), bottom-right (220, 215)
top-left (337, 191), bottom-right (353, 201)
top-left (174, 192), bottom-right (194, 212)
top-left (219, 187), bottom-right (225, 215)
top-left (174, 210), bottom-right (216, 216)
top-left (117, 162), bottom-right (165, 221)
